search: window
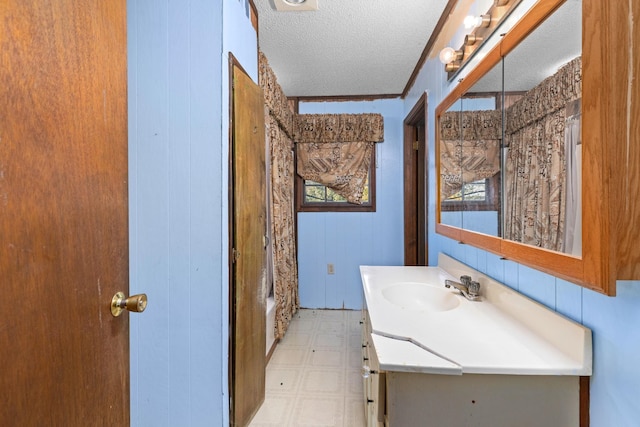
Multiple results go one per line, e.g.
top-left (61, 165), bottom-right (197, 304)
top-left (295, 150), bottom-right (376, 212)
top-left (441, 175), bottom-right (500, 212)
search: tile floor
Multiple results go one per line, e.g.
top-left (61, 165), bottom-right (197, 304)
top-left (249, 309), bottom-right (366, 427)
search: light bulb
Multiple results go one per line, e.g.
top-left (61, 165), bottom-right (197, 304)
top-left (464, 15), bottom-right (482, 29)
top-left (464, 14), bottom-right (491, 29)
top-left (439, 47), bottom-right (457, 64)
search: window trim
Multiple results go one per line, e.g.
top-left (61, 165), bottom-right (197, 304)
top-left (295, 149), bottom-right (376, 213)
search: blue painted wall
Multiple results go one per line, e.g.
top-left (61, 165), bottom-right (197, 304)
top-left (402, 2), bottom-right (640, 425)
top-left (128, 0), bottom-right (256, 425)
top-left (297, 99), bottom-right (405, 309)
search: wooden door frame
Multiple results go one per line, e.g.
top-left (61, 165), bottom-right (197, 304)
top-left (228, 54), bottom-right (239, 425)
top-left (228, 54), bottom-right (253, 425)
top-left (403, 92), bottom-right (428, 266)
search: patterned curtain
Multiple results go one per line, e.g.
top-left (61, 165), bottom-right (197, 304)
top-left (266, 115), bottom-right (299, 339)
top-left (294, 114), bottom-right (384, 204)
top-left (504, 110), bottom-right (567, 251)
top-left (259, 52), bottom-right (299, 339)
top-left (503, 57), bottom-right (582, 252)
top-left (439, 110), bottom-right (501, 200)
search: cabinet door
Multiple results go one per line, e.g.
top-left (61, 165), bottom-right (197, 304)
top-left (369, 340), bottom-right (386, 426)
top-left (363, 313), bottom-right (386, 427)
top-left (362, 310), bottom-right (371, 414)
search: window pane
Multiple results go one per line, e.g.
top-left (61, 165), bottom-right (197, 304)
top-left (325, 187), bottom-right (347, 202)
top-left (304, 182), bottom-right (326, 203)
top-left (462, 180), bottom-right (486, 201)
top-left (296, 150), bottom-right (375, 213)
top-left (445, 179), bottom-right (486, 202)
top-left (304, 174), bottom-right (369, 204)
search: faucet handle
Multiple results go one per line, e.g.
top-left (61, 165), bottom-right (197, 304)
top-left (467, 280), bottom-right (481, 297)
top-left (460, 275), bottom-right (472, 286)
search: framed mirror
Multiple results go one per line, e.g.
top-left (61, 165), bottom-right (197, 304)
top-left (436, 0), bottom-right (640, 295)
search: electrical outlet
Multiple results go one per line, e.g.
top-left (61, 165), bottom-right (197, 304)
top-left (327, 263), bottom-right (335, 275)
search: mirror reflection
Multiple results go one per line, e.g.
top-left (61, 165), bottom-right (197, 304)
top-left (440, 60), bottom-right (503, 237)
top-left (438, 0), bottom-right (582, 255)
top-left (502, 0), bottom-right (582, 255)
top-left (439, 98), bottom-right (464, 230)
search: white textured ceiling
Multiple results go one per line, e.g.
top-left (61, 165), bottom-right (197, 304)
top-left (254, 0), bottom-right (453, 97)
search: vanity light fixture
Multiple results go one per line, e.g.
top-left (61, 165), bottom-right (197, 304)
top-left (442, 0), bottom-right (521, 78)
top-left (464, 14), bottom-right (491, 29)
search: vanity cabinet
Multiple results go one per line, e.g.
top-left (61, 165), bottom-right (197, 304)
top-left (361, 308), bottom-right (580, 427)
top-left (360, 254), bottom-right (592, 426)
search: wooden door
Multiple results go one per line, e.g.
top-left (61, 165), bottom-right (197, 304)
top-left (230, 62), bottom-right (267, 426)
top-left (0, 0), bottom-right (129, 424)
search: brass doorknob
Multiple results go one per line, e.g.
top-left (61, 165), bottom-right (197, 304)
top-left (111, 292), bottom-right (148, 317)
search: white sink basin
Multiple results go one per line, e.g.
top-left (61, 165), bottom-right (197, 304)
top-left (381, 282), bottom-right (460, 312)
top-left (360, 260), bottom-right (593, 376)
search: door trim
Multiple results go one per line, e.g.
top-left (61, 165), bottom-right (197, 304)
top-left (403, 92), bottom-right (428, 266)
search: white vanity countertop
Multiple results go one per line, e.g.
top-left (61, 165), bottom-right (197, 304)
top-left (361, 253), bottom-right (592, 376)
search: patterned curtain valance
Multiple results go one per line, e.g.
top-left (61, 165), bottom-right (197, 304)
top-left (294, 113), bottom-right (384, 143)
top-left (440, 110), bottom-right (502, 141)
top-left (505, 56), bottom-right (581, 135)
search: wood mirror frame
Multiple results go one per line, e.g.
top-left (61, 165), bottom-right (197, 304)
top-left (436, 0), bottom-right (640, 296)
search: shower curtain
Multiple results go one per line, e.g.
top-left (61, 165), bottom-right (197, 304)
top-left (260, 52), bottom-right (299, 340)
top-left (564, 108), bottom-right (582, 255)
top-left (503, 56), bottom-right (582, 252)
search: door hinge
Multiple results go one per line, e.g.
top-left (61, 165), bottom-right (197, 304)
top-left (413, 140), bottom-right (419, 150)
top-left (232, 248), bottom-right (240, 263)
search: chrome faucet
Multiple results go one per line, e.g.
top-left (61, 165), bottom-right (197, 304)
top-left (445, 275), bottom-right (481, 301)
